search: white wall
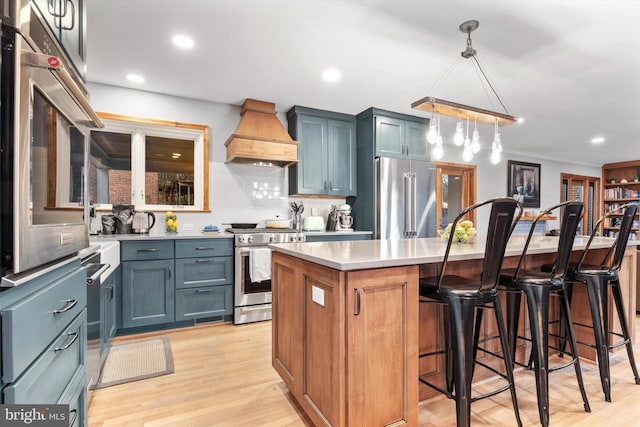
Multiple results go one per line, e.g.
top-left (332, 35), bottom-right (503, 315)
top-left (88, 83), bottom-right (601, 236)
top-left (87, 83), bottom-right (343, 235)
top-left (437, 143), bottom-right (601, 233)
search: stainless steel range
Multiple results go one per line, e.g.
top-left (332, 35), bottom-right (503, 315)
top-left (230, 228), bottom-right (305, 324)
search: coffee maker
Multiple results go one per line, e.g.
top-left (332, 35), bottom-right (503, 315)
top-left (335, 204), bottom-right (353, 231)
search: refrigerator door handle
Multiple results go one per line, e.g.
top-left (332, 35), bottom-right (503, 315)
top-left (411, 173), bottom-right (417, 237)
top-left (403, 173), bottom-right (412, 238)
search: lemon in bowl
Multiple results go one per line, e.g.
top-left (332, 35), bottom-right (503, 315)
top-left (439, 220), bottom-right (476, 243)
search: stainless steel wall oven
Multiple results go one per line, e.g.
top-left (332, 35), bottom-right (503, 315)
top-left (0, 0), bottom-right (101, 281)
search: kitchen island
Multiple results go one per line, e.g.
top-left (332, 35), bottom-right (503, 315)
top-left (270, 236), bottom-right (638, 427)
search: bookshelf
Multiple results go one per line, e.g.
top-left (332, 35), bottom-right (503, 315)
top-left (602, 160), bottom-right (640, 239)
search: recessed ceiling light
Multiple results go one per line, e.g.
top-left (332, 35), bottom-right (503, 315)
top-left (172, 35), bottom-right (194, 49)
top-left (323, 68), bottom-right (341, 83)
top-left (591, 136), bottom-right (605, 144)
top-left (126, 74), bottom-right (145, 83)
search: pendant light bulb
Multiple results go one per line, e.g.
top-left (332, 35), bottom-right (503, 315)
top-left (493, 132), bottom-right (502, 152)
top-left (426, 122), bottom-right (438, 145)
top-left (453, 119), bottom-right (464, 146)
top-left (490, 149), bottom-right (501, 164)
top-left (462, 142), bottom-right (473, 163)
top-left (471, 118), bottom-right (480, 153)
top-left (432, 141), bottom-right (444, 160)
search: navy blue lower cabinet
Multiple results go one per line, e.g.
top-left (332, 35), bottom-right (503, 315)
top-left (100, 266), bottom-right (119, 360)
top-left (122, 259), bottom-right (175, 328)
top-left (175, 285), bottom-right (233, 320)
top-left (0, 258), bottom-right (87, 426)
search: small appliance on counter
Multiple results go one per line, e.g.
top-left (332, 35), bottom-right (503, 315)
top-left (132, 211), bottom-right (156, 234)
top-left (335, 204), bottom-right (354, 232)
top-left (302, 208), bottom-right (325, 231)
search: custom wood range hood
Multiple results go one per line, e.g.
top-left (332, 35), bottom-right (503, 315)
top-left (225, 99), bottom-right (299, 167)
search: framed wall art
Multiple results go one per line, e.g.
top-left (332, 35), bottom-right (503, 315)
top-left (507, 160), bottom-right (541, 208)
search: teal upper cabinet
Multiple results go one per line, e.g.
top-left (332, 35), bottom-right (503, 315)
top-left (360, 108), bottom-right (429, 161)
top-left (31, 0), bottom-right (87, 81)
top-left (287, 106), bottom-right (357, 197)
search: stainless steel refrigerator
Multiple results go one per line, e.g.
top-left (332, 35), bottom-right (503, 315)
top-left (376, 157), bottom-right (436, 239)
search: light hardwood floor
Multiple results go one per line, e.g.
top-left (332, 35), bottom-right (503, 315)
top-left (89, 317), bottom-right (640, 426)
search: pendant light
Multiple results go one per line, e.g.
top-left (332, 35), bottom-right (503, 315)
top-left (413, 20), bottom-right (519, 163)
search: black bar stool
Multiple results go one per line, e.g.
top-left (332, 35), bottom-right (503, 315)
top-left (543, 203), bottom-right (640, 402)
top-left (498, 201), bottom-right (591, 427)
top-left (419, 198), bottom-right (523, 427)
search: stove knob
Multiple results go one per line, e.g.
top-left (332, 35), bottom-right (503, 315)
top-left (247, 236), bottom-right (254, 243)
top-left (269, 236), bottom-right (276, 243)
top-left (237, 236), bottom-right (245, 244)
top-left (298, 235), bottom-right (305, 242)
top-left (290, 236), bottom-right (297, 242)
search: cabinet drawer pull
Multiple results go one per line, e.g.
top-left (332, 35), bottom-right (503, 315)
top-left (54, 332), bottom-right (78, 352)
top-left (195, 288), bottom-right (216, 293)
top-left (194, 259), bottom-right (216, 263)
top-left (168, 266), bottom-right (172, 280)
top-left (137, 248), bottom-right (159, 253)
top-left (354, 289), bottom-right (361, 316)
top-left (68, 409), bottom-right (78, 427)
top-left (195, 246), bottom-right (215, 251)
top-left (53, 299), bottom-right (78, 315)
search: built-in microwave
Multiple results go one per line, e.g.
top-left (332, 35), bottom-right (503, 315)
top-left (0, 1), bottom-right (102, 281)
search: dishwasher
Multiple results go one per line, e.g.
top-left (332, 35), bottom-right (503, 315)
top-left (81, 248), bottom-right (110, 389)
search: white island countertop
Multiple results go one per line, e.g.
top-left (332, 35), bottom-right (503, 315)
top-left (270, 235), bottom-right (639, 271)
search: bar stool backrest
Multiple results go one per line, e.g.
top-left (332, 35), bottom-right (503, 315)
top-left (480, 199), bottom-right (523, 291)
top-left (574, 203), bottom-right (638, 273)
top-left (553, 202), bottom-right (585, 281)
top-left (611, 204), bottom-right (638, 271)
top-left (437, 198), bottom-right (522, 292)
top-left (512, 201), bottom-right (584, 281)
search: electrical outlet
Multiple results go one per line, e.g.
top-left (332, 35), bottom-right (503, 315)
top-left (182, 223), bottom-right (194, 231)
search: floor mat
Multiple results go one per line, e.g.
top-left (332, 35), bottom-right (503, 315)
top-left (93, 336), bottom-right (174, 389)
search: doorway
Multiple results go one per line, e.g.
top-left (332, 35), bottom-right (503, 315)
top-left (435, 162), bottom-right (477, 229)
top-left (560, 173), bottom-right (600, 235)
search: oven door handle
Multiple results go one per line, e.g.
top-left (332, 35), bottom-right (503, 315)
top-left (239, 249), bottom-right (251, 256)
top-left (21, 51), bottom-right (104, 128)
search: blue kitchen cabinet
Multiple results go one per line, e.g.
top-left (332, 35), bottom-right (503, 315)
top-left (174, 239), bottom-right (233, 321)
top-left (287, 106), bottom-right (356, 196)
top-left (121, 259), bottom-right (175, 328)
top-left (121, 240), bottom-right (175, 329)
top-left (0, 258), bottom-right (87, 425)
top-left (361, 108), bottom-right (429, 160)
top-left (100, 266), bottom-right (119, 361)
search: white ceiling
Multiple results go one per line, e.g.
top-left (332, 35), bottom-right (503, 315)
top-left (87, 0), bottom-right (640, 166)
